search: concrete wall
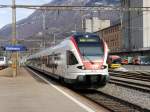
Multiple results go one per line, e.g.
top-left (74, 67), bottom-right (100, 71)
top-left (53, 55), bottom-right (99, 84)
top-left (85, 17), bottom-right (110, 33)
top-left (143, 0), bottom-right (150, 47)
top-left (124, 0), bottom-right (143, 49)
top-left (121, 0), bottom-right (130, 50)
top-left (122, 0), bottom-right (150, 50)
top-left (85, 19), bottom-right (92, 33)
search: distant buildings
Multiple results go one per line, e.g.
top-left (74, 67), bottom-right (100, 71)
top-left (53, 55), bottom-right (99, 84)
top-left (83, 0), bottom-right (150, 55)
top-left (121, 0), bottom-right (150, 51)
top-left (97, 0), bottom-right (150, 54)
top-left (83, 17), bottom-right (110, 33)
top-left (97, 23), bottom-right (122, 53)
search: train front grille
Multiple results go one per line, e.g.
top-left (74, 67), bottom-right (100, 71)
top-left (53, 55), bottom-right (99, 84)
top-left (77, 75), bottom-right (101, 84)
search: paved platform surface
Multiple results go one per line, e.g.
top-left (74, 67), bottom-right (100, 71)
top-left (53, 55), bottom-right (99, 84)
top-left (0, 67), bottom-right (107, 112)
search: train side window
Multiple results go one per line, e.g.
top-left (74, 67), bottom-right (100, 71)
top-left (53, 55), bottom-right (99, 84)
top-left (67, 51), bottom-right (78, 65)
top-left (47, 55), bottom-right (52, 68)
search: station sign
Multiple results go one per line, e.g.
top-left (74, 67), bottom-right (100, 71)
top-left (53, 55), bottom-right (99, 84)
top-left (4, 45), bottom-right (27, 51)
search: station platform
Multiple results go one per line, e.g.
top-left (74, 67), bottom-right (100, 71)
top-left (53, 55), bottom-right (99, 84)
top-left (0, 67), bottom-right (107, 112)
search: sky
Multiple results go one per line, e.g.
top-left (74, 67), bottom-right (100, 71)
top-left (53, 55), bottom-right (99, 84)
top-left (0, 0), bottom-right (52, 29)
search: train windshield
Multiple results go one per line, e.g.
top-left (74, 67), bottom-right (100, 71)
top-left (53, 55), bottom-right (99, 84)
top-left (75, 35), bottom-right (104, 60)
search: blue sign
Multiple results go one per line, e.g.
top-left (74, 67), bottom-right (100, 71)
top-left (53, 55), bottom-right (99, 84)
top-left (5, 45), bottom-right (27, 51)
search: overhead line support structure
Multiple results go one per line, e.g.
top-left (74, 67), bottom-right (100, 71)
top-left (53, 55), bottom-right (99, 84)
top-left (0, 4), bottom-right (150, 77)
top-left (1, 5), bottom-right (150, 11)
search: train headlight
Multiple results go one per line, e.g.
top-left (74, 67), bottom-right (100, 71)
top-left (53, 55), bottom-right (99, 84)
top-left (101, 65), bottom-right (107, 69)
top-left (77, 65), bottom-right (85, 70)
top-left (82, 66), bottom-right (85, 70)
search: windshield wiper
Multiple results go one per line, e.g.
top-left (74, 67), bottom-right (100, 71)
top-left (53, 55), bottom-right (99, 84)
top-left (82, 49), bottom-right (94, 64)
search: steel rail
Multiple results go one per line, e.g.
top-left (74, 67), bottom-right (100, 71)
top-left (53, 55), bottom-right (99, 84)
top-left (110, 71), bottom-right (150, 82)
top-left (109, 77), bottom-right (150, 93)
top-left (78, 90), bottom-right (150, 112)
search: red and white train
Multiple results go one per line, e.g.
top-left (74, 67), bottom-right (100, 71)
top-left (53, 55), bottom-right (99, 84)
top-left (27, 33), bottom-right (109, 88)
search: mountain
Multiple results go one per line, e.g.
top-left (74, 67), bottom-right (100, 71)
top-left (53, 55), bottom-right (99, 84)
top-left (86, 0), bottom-right (120, 5)
top-left (0, 0), bottom-right (120, 47)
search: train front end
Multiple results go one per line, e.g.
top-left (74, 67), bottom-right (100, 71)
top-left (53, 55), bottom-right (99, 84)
top-left (66, 33), bottom-right (109, 88)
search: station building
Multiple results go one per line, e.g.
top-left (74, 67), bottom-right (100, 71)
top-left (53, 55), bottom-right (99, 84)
top-left (96, 0), bottom-right (150, 56)
top-left (97, 23), bottom-right (122, 53)
top-left (83, 17), bottom-right (110, 33)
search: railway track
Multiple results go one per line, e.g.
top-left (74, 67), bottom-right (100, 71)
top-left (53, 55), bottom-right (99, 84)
top-left (109, 76), bottom-right (150, 93)
top-left (27, 67), bottom-right (150, 112)
top-left (76, 90), bottom-right (150, 112)
top-left (109, 71), bottom-right (150, 82)
top-left (109, 71), bottom-right (150, 93)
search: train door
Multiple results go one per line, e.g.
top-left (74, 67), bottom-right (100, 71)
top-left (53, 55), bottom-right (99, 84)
top-left (66, 51), bottom-right (79, 73)
top-left (52, 52), bottom-right (55, 74)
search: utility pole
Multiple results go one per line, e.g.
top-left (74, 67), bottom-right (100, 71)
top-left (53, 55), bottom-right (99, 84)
top-left (53, 33), bottom-right (55, 46)
top-left (74, 24), bottom-right (77, 32)
top-left (91, 13), bottom-right (94, 33)
top-left (12, 0), bottom-right (16, 45)
top-left (12, 0), bottom-right (17, 77)
top-left (81, 16), bottom-right (86, 32)
top-left (42, 10), bottom-right (46, 48)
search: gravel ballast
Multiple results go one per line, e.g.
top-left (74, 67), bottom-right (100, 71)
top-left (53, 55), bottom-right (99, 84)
top-left (97, 83), bottom-right (150, 110)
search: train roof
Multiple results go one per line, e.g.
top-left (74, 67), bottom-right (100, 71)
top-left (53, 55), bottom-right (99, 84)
top-left (71, 32), bottom-right (100, 38)
top-left (28, 39), bottom-right (68, 59)
top-left (27, 33), bottom-right (101, 59)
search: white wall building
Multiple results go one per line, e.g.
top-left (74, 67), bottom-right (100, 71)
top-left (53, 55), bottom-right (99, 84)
top-left (122, 0), bottom-right (150, 51)
top-left (83, 17), bottom-right (110, 33)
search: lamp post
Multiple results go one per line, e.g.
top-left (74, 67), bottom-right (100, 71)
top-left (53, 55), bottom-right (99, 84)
top-left (12, 0), bottom-right (16, 44)
top-left (12, 0), bottom-right (17, 77)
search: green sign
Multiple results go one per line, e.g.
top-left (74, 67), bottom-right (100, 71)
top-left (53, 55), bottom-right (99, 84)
top-left (79, 38), bottom-right (98, 42)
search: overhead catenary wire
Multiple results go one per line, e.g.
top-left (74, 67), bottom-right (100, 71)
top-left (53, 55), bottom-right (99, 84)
top-left (1, 4), bottom-right (150, 43)
top-left (1, 4), bottom-right (150, 30)
top-left (1, 4), bottom-right (150, 34)
top-left (1, 4), bottom-right (150, 31)
top-left (1, 4), bottom-right (150, 11)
